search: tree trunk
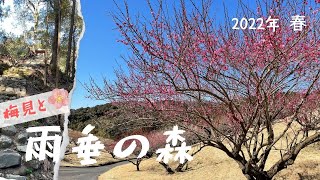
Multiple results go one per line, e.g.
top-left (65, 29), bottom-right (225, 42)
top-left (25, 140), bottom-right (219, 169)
top-left (136, 158), bottom-right (142, 171)
top-left (159, 162), bottom-right (174, 174)
top-left (44, 1), bottom-right (49, 86)
top-left (51, 0), bottom-right (61, 87)
top-left (175, 160), bottom-right (188, 172)
top-left (71, 26), bottom-right (77, 80)
top-left (241, 163), bottom-right (271, 180)
top-left (66, 0), bottom-right (76, 77)
top-left (44, 51), bottom-right (48, 86)
top-left (243, 172), bottom-right (271, 180)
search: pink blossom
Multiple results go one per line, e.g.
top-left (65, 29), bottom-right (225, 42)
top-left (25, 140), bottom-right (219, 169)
top-left (48, 89), bottom-right (69, 109)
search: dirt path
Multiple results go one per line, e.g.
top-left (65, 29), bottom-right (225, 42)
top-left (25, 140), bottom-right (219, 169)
top-left (58, 162), bottom-right (127, 180)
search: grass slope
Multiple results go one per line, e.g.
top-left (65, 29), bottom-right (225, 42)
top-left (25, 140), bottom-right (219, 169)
top-left (99, 122), bottom-right (320, 180)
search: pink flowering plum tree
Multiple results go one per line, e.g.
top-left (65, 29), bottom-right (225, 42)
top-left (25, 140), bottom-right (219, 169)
top-left (106, 130), bottom-right (167, 171)
top-left (86, 0), bottom-right (320, 179)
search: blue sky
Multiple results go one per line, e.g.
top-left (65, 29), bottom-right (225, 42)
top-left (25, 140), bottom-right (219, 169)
top-left (71, 0), bottom-right (132, 109)
top-left (71, 0), bottom-right (242, 109)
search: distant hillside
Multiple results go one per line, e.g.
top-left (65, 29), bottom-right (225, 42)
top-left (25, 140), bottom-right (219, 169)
top-left (68, 103), bottom-right (163, 139)
top-left (68, 103), bottom-right (119, 138)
